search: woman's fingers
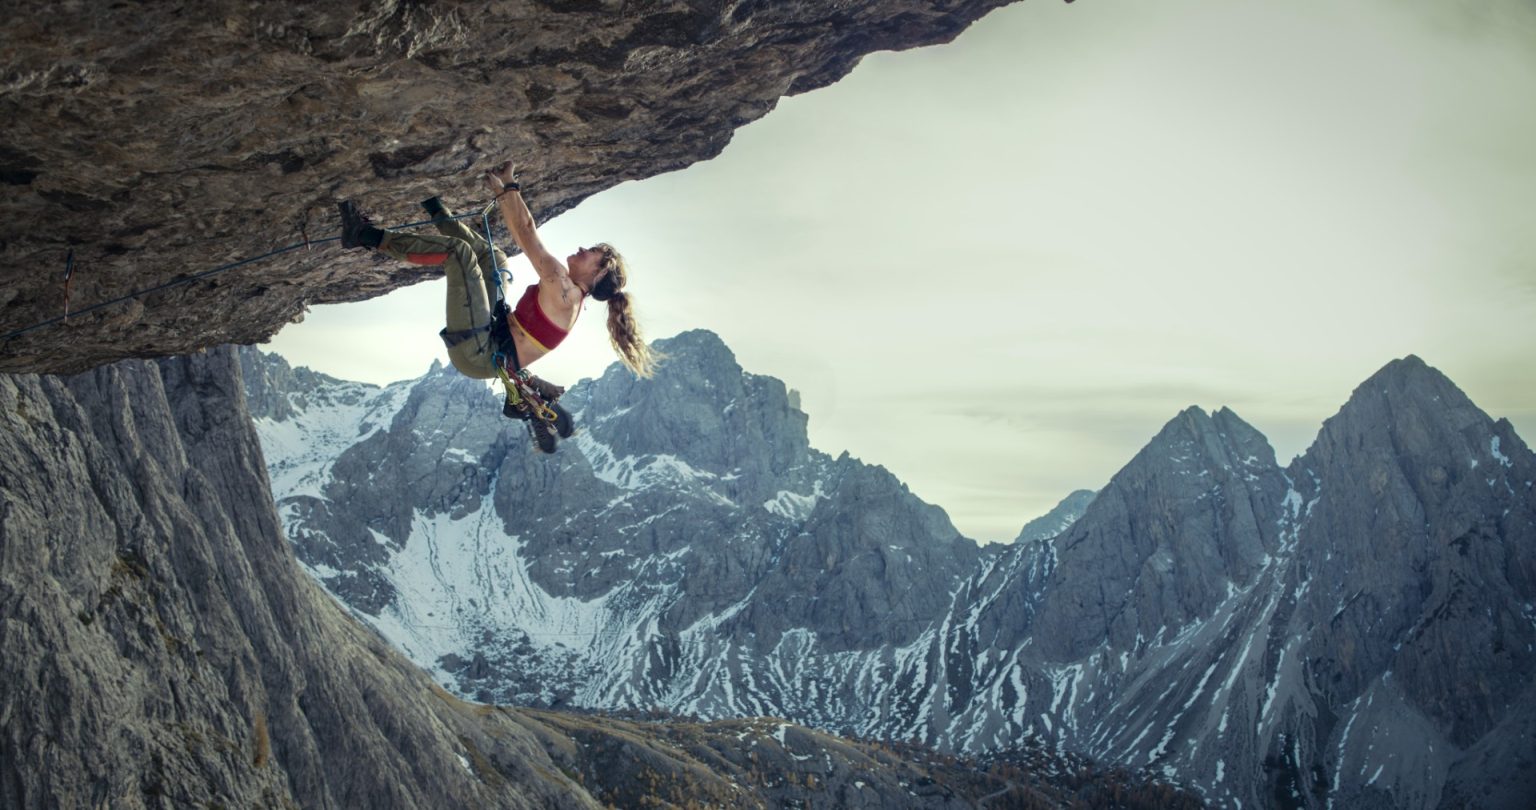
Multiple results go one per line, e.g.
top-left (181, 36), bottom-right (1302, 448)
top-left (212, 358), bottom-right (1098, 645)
top-left (482, 160), bottom-right (516, 195)
top-left (488, 160), bottom-right (516, 180)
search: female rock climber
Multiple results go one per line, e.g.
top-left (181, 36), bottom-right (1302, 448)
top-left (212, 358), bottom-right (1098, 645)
top-left (336, 160), bottom-right (657, 453)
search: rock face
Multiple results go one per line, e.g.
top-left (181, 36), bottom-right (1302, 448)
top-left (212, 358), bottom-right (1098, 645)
top-left (0, 345), bottom-right (1125, 809)
top-left (249, 337), bottom-right (1536, 809)
top-left (0, 0), bottom-right (1017, 374)
top-left (245, 330), bottom-right (985, 707)
top-left (1268, 357), bottom-right (1536, 809)
top-left (0, 348), bottom-right (581, 808)
top-left (1023, 406), bottom-right (1289, 661)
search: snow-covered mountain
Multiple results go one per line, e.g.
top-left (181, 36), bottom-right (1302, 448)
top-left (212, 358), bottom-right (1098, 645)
top-left (241, 336), bottom-right (1536, 809)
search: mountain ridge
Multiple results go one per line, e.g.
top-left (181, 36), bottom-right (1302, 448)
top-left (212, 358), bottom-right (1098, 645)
top-left (4, 345), bottom-right (1189, 808)
top-left (244, 335), bottom-right (1536, 808)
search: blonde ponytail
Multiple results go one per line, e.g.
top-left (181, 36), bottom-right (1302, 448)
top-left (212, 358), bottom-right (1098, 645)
top-left (604, 291), bottom-right (658, 377)
top-left (589, 244), bottom-right (660, 378)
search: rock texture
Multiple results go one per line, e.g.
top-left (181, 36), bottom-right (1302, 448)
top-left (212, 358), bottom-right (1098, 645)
top-left (1267, 357), bottom-right (1536, 809)
top-left (0, 0), bottom-right (1017, 373)
top-left (0, 346), bottom-right (1150, 809)
top-left (0, 348), bottom-right (582, 808)
top-left (1014, 488), bottom-right (1095, 543)
top-left (245, 330), bottom-right (986, 705)
top-left (249, 337), bottom-right (1536, 809)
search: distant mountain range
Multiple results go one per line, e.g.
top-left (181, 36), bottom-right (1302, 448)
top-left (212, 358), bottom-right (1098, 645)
top-left (242, 331), bottom-right (1536, 809)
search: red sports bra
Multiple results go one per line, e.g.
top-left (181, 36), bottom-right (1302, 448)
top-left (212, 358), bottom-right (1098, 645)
top-left (511, 284), bottom-right (580, 351)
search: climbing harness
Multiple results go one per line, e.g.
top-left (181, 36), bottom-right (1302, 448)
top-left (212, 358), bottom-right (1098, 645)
top-left (460, 199), bottom-right (571, 446)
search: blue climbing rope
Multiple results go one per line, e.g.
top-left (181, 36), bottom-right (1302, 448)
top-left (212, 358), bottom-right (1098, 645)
top-left (0, 211), bottom-right (491, 344)
top-left (480, 202), bottom-right (507, 302)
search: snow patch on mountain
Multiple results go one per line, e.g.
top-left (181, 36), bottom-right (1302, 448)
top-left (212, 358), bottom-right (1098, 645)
top-left (763, 483), bottom-right (825, 521)
top-left (255, 380), bottom-right (411, 499)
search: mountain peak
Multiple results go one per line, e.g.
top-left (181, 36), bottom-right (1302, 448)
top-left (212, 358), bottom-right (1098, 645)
top-left (651, 329), bottom-right (736, 365)
top-left (1315, 356), bottom-right (1487, 455)
top-left (1014, 489), bottom-right (1096, 544)
top-left (1142, 404), bottom-right (1273, 466)
top-left (1355, 354), bottom-right (1463, 399)
top-left (1296, 355), bottom-right (1532, 500)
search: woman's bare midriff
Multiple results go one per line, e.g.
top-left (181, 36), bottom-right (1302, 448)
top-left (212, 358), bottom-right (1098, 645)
top-left (509, 324), bottom-right (549, 367)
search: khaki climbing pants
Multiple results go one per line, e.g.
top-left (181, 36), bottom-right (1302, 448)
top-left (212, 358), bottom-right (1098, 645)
top-left (377, 219), bottom-right (511, 380)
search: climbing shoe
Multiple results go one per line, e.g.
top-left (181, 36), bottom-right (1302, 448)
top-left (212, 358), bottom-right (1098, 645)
top-left (519, 374), bottom-right (573, 438)
top-left (528, 413), bottom-right (559, 454)
top-left (550, 400), bottom-right (575, 439)
top-left (337, 200), bottom-right (380, 249)
top-left (420, 196), bottom-right (452, 221)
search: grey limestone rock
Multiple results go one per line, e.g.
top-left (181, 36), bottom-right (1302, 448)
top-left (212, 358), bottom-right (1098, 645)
top-left (730, 452), bottom-right (982, 652)
top-left (239, 345), bottom-right (369, 423)
top-left (1022, 405), bottom-right (1289, 661)
top-left (248, 329), bottom-right (987, 709)
top-left (1264, 356), bottom-right (1536, 809)
top-left (247, 338), bottom-right (1536, 809)
top-left (0, 348), bottom-right (585, 809)
top-left (927, 358), bottom-right (1536, 809)
top-left (1, 0), bottom-right (1019, 375)
top-left (1014, 488), bottom-right (1096, 544)
top-left (2, 345), bottom-right (1059, 809)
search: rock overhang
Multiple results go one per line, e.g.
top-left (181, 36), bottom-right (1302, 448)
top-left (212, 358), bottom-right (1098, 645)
top-left (1, 0), bottom-right (1024, 374)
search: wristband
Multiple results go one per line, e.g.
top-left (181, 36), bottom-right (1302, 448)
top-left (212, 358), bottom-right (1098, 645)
top-left (495, 182), bottom-right (521, 199)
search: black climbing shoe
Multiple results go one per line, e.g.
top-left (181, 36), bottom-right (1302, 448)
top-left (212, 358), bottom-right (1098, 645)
top-left (520, 374), bottom-right (573, 438)
top-left (528, 413), bottom-right (558, 454)
top-left (337, 200), bottom-right (377, 249)
top-left (420, 196), bottom-right (452, 221)
top-left (550, 400), bottom-right (575, 439)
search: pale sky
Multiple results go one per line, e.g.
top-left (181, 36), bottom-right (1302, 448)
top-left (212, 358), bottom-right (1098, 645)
top-left (268, 0), bottom-right (1536, 543)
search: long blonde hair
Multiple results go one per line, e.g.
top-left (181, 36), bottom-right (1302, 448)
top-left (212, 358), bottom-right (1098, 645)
top-left (590, 244), bottom-right (659, 378)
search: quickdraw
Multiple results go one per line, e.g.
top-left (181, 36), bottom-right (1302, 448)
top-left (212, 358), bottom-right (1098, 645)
top-left (61, 249), bottom-right (75, 322)
top-left (494, 351), bottom-right (559, 423)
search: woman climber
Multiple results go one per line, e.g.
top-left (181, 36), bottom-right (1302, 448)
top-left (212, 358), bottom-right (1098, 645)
top-left (335, 160), bottom-right (657, 453)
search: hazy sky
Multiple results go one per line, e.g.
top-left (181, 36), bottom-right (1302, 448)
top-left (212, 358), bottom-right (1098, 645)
top-left (268, 0), bottom-right (1536, 543)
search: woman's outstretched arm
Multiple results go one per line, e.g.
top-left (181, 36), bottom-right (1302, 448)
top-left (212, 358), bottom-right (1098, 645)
top-left (485, 161), bottom-right (568, 284)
